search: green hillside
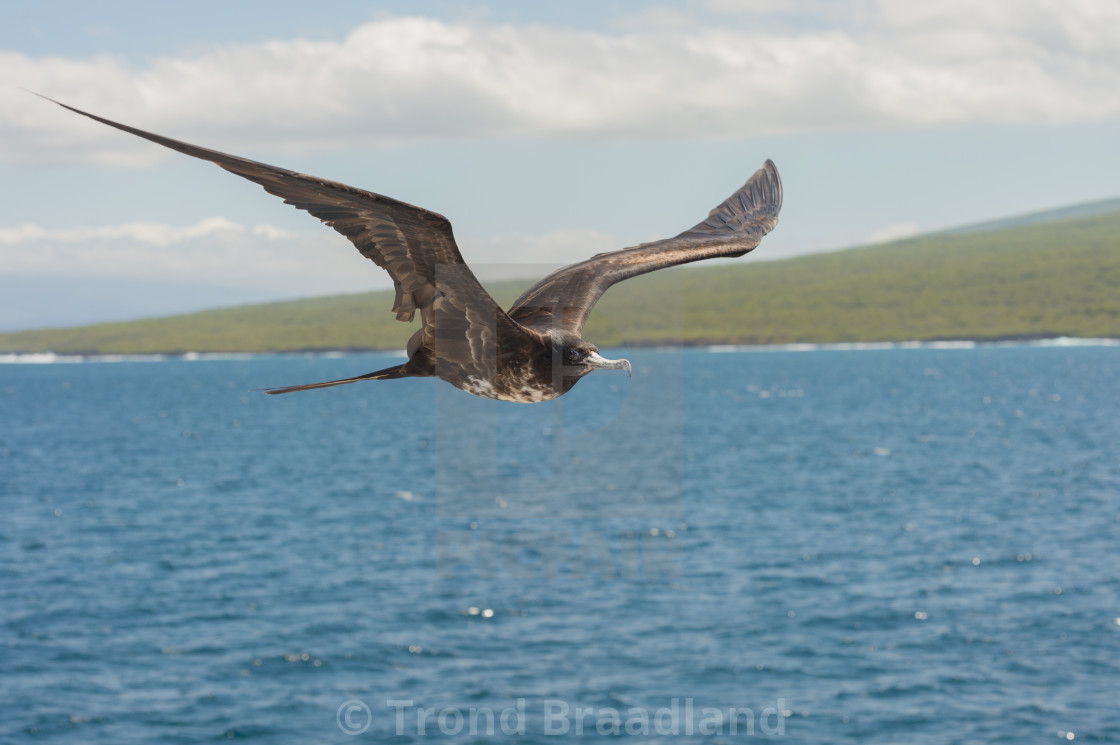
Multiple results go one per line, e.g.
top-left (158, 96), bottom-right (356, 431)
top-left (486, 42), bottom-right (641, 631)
top-left (2, 208), bottom-right (1119, 354)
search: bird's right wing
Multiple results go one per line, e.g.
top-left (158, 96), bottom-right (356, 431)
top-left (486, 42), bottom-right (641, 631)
top-left (43, 95), bottom-right (526, 381)
top-left (508, 160), bottom-right (782, 336)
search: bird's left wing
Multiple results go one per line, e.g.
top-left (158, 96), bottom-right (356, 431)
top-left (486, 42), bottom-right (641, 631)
top-left (508, 159), bottom-right (782, 336)
top-left (42, 95), bottom-right (524, 382)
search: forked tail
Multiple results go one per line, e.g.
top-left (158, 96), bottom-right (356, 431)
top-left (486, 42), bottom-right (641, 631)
top-left (258, 364), bottom-right (406, 395)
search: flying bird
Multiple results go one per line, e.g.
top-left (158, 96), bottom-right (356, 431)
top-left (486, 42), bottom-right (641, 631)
top-left (40, 95), bottom-right (782, 403)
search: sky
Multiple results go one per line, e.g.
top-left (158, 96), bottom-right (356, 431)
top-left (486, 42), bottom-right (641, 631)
top-left (1, 0), bottom-right (1119, 330)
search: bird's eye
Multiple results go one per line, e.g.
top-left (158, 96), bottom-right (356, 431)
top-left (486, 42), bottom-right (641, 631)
top-left (566, 348), bottom-right (582, 364)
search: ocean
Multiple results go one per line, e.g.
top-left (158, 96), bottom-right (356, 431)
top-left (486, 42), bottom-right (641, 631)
top-left (2, 345), bottom-right (1118, 743)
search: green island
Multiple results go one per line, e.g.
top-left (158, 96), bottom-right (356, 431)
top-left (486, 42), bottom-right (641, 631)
top-left (2, 207), bottom-right (1118, 355)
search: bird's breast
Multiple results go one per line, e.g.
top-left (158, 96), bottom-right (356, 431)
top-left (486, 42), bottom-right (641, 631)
top-left (455, 358), bottom-right (571, 403)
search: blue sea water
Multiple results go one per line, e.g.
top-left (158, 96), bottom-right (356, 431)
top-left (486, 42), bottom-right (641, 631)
top-left (1, 346), bottom-right (1119, 743)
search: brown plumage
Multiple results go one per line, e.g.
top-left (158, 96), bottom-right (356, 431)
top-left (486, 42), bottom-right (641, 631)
top-left (41, 95), bottom-right (783, 402)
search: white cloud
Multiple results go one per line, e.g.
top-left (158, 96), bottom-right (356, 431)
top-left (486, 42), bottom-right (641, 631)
top-left (0, 217), bottom-right (620, 297)
top-left (0, 217), bottom-right (296, 248)
top-left (864, 221), bottom-right (919, 244)
top-left (2, 4), bottom-right (1118, 166)
top-left (0, 217), bottom-right (376, 295)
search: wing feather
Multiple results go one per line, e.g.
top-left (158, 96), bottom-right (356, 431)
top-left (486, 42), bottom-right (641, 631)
top-left (43, 95), bottom-right (527, 380)
top-left (508, 160), bottom-right (782, 335)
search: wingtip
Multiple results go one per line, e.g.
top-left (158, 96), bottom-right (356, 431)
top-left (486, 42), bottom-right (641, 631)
top-left (760, 158), bottom-right (783, 215)
top-left (24, 89), bottom-right (73, 111)
top-left (24, 89), bottom-right (116, 128)
top-left (762, 158), bottom-right (780, 181)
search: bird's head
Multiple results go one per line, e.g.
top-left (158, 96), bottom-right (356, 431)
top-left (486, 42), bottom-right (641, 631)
top-left (552, 338), bottom-right (631, 380)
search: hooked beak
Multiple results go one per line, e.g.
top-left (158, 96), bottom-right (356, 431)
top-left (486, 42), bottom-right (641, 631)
top-left (585, 351), bottom-right (632, 377)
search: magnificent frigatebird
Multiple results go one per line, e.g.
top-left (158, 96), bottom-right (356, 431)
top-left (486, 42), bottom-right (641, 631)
top-left (41, 96), bottom-right (782, 403)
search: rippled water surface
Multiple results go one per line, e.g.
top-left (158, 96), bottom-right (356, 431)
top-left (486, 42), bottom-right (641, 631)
top-left (2, 346), bottom-right (1119, 743)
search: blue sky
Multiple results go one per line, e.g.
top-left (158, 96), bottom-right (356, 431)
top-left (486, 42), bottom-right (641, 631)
top-left (2, 0), bottom-right (1119, 329)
